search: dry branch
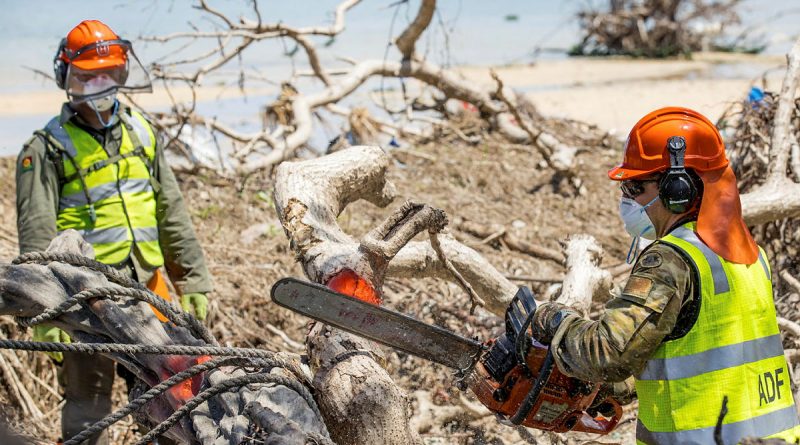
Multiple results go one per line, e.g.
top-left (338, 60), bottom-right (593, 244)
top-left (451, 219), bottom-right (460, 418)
top-left (491, 71), bottom-right (579, 174)
top-left (395, 0), bottom-right (437, 60)
top-left (145, 1), bottom-right (585, 179)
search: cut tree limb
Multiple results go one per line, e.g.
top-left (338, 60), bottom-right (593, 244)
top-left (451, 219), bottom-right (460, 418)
top-left (274, 146), bottom-right (421, 445)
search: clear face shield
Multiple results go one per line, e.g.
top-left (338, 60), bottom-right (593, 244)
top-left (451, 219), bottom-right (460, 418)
top-left (64, 39), bottom-right (152, 108)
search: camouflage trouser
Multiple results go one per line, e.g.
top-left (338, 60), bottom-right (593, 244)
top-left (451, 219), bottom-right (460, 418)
top-left (59, 352), bottom-right (115, 445)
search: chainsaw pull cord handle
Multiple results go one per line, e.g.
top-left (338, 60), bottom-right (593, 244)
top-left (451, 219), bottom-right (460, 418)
top-left (510, 348), bottom-right (556, 425)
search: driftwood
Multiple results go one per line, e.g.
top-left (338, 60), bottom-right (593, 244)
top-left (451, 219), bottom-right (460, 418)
top-left (572, 0), bottom-right (745, 57)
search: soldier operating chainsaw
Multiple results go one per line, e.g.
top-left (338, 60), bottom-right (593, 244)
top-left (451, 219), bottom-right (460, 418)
top-left (272, 106), bottom-right (800, 444)
top-left (530, 107), bottom-right (800, 444)
top-left (15, 20), bottom-right (212, 445)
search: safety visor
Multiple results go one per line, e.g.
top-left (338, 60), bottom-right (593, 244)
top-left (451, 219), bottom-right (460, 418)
top-left (65, 41), bottom-right (152, 103)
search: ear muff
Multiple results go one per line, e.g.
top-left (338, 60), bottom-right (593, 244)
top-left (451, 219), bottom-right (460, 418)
top-left (53, 38), bottom-right (68, 90)
top-left (658, 136), bottom-right (698, 214)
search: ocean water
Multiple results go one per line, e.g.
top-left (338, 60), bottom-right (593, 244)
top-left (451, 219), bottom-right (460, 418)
top-left (0, 0), bottom-right (798, 156)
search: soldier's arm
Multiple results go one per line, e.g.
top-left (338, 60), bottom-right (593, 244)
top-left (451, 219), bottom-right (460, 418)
top-left (538, 243), bottom-right (693, 383)
top-left (152, 134), bottom-right (213, 294)
top-left (16, 136), bottom-right (60, 254)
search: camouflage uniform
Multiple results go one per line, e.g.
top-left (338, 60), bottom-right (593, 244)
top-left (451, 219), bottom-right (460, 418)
top-left (533, 225), bottom-right (698, 404)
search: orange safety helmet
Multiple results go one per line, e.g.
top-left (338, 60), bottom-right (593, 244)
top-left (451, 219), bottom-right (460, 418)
top-left (609, 106), bottom-right (758, 265)
top-left (54, 20), bottom-right (130, 89)
top-left (608, 107), bottom-right (727, 180)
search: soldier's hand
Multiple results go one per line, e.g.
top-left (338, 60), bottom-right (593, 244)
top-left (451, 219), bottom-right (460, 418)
top-left (531, 302), bottom-right (575, 344)
top-left (181, 293), bottom-right (209, 321)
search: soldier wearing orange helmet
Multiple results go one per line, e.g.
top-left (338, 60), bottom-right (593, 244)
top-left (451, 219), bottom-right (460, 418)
top-left (15, 20), bottom-right (212, 445)
top-left (529, 107), bottom-right (800, 444)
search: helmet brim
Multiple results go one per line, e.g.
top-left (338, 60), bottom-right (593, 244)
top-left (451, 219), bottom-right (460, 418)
top-left (607, 164), bottom-right (663, 181)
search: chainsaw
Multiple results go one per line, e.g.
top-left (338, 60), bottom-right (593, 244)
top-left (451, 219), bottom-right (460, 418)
top-left (270, 277), bottom-right (623, 434)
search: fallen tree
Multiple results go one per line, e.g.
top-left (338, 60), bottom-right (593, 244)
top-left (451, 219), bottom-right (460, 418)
top-left (272, 145), bottom-right (617, 443)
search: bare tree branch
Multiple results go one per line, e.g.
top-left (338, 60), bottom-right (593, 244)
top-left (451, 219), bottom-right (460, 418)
top-left (395, 0), bottom-right (437, 59)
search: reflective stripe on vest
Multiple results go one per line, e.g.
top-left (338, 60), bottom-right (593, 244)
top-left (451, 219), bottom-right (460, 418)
top-left (636, 405), bottom-right (800, 445)
top-left (49, 111), bottom-right (164, 267)
top-left (59, 178), bottom-right (153, 209)
top-left (635, 222), bottom-right (800, 445)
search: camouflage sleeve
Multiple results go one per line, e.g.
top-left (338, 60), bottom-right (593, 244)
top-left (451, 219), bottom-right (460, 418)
top-left (546, 242), bottom-right (694, 383)
top-left (152, 133), bottom-right (213, 295)
top-left (16, 135), bottom-right (60, 254)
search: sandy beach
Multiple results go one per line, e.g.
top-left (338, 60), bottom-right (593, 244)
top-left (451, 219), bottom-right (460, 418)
top-left (459, 52), bottom-right (787, 133)
top-left (1, 52), bottom-right (787, 156)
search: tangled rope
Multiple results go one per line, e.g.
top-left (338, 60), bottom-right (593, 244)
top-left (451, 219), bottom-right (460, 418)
top-left (2, 251), bottom-right (329, 444)
top-left (13, 251), bottom-right (216, 345)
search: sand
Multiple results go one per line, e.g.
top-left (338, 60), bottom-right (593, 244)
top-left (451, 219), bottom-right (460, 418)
top-left (1, 52), bottom-right (786, 139)
top-left (458, 52), bottom-right (787, 133)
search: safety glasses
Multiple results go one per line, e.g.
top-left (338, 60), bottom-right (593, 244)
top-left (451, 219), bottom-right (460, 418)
top-left (620, 179), bottom-right (659, 199)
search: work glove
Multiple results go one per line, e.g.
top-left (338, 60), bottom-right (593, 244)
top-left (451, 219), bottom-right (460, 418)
top-left (181, 293), bottom-right (209, 321)
top-left (32, 324), bottom-right (71, 363)
top-left (587, 379), bottom-right (636, 417)
top-left (531, 302), bottom-right (577, 344)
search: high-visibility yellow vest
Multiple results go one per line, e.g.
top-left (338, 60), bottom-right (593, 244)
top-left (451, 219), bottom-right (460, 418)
top-left (41, 111), bottom-right (165, 267)
top-left (635, 222), bottom-right (800, 445)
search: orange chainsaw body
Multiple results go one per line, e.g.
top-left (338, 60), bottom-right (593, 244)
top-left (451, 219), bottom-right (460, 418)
top-left (470, 338), bottom-right (622, 433)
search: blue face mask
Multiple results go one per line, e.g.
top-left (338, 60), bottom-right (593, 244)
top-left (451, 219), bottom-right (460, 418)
top-left (619, 196), bottom-right (658, 263)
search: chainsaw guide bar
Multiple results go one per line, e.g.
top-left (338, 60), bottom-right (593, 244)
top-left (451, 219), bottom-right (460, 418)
top-left (270, 277), bottom-right (484, 371)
